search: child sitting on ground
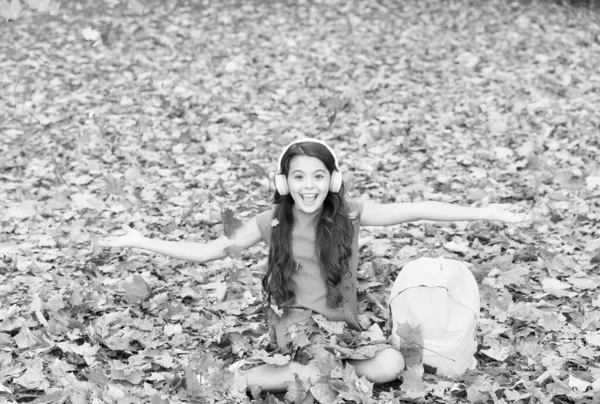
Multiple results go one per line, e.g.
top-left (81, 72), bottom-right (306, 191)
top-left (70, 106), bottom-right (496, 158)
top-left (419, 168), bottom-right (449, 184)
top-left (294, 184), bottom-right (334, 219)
top-left (99, 138), bottom-right (529, 392)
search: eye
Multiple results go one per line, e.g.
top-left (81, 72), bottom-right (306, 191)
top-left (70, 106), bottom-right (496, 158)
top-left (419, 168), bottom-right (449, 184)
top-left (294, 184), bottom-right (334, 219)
top-left (315, 174), bottom-right (325, 179)
top-left (294, 175), bottom-right (303, 180)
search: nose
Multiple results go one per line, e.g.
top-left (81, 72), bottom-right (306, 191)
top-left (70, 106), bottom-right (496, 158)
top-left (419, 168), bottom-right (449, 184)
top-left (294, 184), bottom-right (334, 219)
top-left (304, 177), bottom-right (316, 188)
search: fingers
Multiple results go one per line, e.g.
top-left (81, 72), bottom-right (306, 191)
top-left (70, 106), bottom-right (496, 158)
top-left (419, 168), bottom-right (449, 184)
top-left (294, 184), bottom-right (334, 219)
top-left (488, 203), bottom-right (532, 224)
top-left (98, 227), bottom-right (132, 248)
top-left (97, 238), bottom-right (114, 248)
top-left (507, 212), bottom-right (532, 224)
top-left (97, 237), bottom-right (120, 248)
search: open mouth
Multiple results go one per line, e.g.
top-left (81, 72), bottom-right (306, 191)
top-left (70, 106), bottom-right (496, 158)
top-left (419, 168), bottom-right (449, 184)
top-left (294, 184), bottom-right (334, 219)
top-left (301, 194), bottom-right (318, 203)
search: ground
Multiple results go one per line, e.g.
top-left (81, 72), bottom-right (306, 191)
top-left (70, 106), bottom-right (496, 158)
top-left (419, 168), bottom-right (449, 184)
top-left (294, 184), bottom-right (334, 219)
top-left (1, 0), bottom-right (599, 403)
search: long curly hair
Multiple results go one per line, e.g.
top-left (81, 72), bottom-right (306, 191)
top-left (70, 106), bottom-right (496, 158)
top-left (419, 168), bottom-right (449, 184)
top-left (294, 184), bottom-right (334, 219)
top-left (262, 141), bottom-right (354, 309)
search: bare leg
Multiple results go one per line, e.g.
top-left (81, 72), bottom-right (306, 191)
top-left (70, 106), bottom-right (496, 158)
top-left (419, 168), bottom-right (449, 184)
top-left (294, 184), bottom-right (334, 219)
top-left (348, 348), bottom-right (405, 384)
top-left (241, 349), bottom-right (404, 391)
top-left (243, 361), bottom-right (320, 392)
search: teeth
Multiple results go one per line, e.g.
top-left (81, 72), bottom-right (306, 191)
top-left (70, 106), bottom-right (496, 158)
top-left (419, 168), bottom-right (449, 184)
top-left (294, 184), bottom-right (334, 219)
top-left (302, 194), bottom-right (317, 203)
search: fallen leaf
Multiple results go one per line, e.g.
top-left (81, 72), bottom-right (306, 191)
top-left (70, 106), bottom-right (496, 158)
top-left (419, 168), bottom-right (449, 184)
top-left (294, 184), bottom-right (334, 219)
top-left (121, 274), bottom-right (151, 303)
top-left (504, 389), bottom-right (532, 402)
top-left (284, 374), bottom-right (312, 404)
top-left (330, 364), bottom-right (374, 404)
top-left (497, 265), bottom-right (529, 287)
top-left (310, 381), bottom-right (339, 404)
top-left (566, 276), bottom-right (596, 290)
top-left (129, 0), bottom-right (147, 14)
top-left (70, 342), bottom-right (100, 365)
top-left (481, 340), bottom-right (510, 361)
top-left (201, 281), bottom-right (227, 301)
top-left (14, 367), bottom-right (48, 390)
top-left (111, 367), bottom-right (145, 384)
top-left (443, 240), bottom-right (471, 254)
top-left (399, 367), bottom-right (430, 400)
top-left (585, 332), bottom-right (600, 347)
top-left (312, 314), bottom-right (346, 334)
top-left (585, 176), bottom-right (600, 190)
top-left (568, 375), bottom-right (591, 392)
top-left (0, 0), bottom-right (23, 21)
top-left (14, 327), bottom-right (39, 350)
top-left (394, 322), bottom-right (423, 368)
top-left (251, 349), bottom-right (291, 366)
top-left (5, 201), bottom-right (37, 219)
top-left (221, 208), bottom-right (242, 238)
top-left (164, 323), bottom-right (182, 336)
top-left (82, 26), bottom-right (101, 42)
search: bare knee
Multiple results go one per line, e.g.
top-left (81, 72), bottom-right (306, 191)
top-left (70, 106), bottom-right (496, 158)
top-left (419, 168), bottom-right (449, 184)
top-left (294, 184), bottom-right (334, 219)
top-left (244, 361), bottom-right (321, 392)
top-left (352, 348), bottom-right (405, 384)
top-left (374, 348), bottom-right (405, 383)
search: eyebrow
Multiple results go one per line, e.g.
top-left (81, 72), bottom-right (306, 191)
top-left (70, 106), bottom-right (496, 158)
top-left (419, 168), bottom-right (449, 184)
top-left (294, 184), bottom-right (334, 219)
top-left (290, 169), bottom-right (327, 175)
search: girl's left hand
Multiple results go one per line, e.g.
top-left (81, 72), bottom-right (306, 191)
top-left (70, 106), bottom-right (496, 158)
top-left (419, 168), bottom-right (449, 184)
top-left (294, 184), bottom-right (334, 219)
top-left (487, 204), bottom-right (532, 223)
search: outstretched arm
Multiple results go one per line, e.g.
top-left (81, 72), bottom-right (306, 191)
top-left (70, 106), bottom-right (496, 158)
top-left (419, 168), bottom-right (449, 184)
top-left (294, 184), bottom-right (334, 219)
top-left (361, 201), bottom-right (530, 226)
top-left (97, 217), bottom-right (262, 264)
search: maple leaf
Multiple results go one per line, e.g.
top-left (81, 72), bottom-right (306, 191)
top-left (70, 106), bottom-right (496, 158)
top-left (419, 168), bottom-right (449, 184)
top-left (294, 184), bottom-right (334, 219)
top-left (443, 239), bottom-right (472, 254)
top-left (121, 274), bottom-right (151, 303)
top-left (0, 382), bottom-right (12, 394)
top-left (69, 342), bottom-right (100, 366)
top-left (30, 294), bottom-right (49, 328)
top-left (310, 381), bottom-right (339, 404)
top-left (394, 321), bottom-right (423, 368)
top-left (251, 349), bottom-right (291, 366)
top-left (14, 366), bottom-right (49, 390)
top-left (14, 327), bottom-right (39, 350)
top-left (0, 0), bottom-right (23, 21)
top-left (329, 364), bottom-right (374, 404)
top-left (23, 0), bottom-right (59, 13)
top-left (284, 374), bottom-right (312, 404)
top-left (5, 200), bottom-right (37, 219)
top-left (221, 208), bottom-right (242, 238)
top-left (399, 367), bottom-right (430, 400)
top-left (481, 340), bottom-right (511, 362)
top-left (224, 245), bottom-right (243, 259)
top-left (466, 376), bottom-right (492, 404)
top-left (111, 365), bottom-right (145, 385)
top-left (228, 333), bottom-right (251, 355)
top-left (312, 314), bottom-right (346, 335)
top-left (185, 352), bottom-right (227, 397)
top-left (327, 110), bottom-right (337, 128)
top-left (201, 281), bottom-right (227, 301)
top-left (81, 26), bottom-right (102, 42)
top-left (249, 162), bottom-right (269, 179)
top-left (129, 0), bottom-right (147, 14)
top-left (164, 323), bottom-right (183, 336)
top-left (496, 265), bottom-right (530, 287)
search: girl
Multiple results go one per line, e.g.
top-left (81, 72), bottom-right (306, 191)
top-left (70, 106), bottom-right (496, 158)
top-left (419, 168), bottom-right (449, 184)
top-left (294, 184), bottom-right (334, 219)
top-left (99, 138), bottom-right (529, 392)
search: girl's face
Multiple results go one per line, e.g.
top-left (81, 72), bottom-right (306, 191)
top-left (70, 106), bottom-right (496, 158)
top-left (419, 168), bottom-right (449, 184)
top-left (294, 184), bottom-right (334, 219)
top-left (287, 155), bottom-right (331, 214)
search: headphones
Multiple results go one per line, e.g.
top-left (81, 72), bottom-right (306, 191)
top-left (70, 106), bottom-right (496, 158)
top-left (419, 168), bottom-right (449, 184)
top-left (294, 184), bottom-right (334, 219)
top-left (275, 138), bottom-right (343, 195)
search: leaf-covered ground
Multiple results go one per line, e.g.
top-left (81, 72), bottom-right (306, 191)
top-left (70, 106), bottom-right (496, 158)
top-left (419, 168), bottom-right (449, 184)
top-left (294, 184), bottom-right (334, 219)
top-left (1, 0), bottom-right (600, 402)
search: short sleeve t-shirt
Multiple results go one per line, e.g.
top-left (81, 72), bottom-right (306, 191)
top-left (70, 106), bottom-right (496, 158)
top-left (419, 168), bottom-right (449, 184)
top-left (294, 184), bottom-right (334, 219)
top-left (255, 200), bottom-right (363, 332)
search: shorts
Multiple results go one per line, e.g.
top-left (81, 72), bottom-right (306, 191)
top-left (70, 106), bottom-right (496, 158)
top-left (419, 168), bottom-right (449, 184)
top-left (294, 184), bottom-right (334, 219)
top-left (269, 308), bottom-right (395, 363)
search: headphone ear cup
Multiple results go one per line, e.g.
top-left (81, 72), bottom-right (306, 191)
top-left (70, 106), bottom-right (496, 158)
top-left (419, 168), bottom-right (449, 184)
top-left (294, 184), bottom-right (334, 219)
top-left (275, 174), bottom-right (289, 195)
top-left (329, 171), bottom-right (342, 193)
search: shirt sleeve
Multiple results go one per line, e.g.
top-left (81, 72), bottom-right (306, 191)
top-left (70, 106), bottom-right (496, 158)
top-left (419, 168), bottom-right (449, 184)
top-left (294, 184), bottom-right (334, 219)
top-left (255, 208), bottom-right (274, 245)
top-left (347, 199), bottom-right (364, 225)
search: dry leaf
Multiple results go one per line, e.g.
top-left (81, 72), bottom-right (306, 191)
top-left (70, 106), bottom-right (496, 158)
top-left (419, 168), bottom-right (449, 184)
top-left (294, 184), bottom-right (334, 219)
top-left (394, 321), bottom-right (423, 368)
top-left (121, 274), bottom-right (151, 303)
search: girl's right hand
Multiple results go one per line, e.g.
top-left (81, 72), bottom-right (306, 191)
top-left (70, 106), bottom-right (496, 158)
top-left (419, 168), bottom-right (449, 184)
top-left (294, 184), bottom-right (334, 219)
top-left (97, 224), bottom-right (144, 248)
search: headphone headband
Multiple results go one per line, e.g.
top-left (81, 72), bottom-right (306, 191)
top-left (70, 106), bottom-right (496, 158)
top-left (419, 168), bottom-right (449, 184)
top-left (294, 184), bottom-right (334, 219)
top-left (276, 138), bottom-right (340, 174)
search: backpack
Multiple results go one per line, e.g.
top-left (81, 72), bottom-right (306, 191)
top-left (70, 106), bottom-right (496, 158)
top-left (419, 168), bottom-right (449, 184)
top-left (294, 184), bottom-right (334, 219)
top-left (388, 256), bottom-right (480, 377)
